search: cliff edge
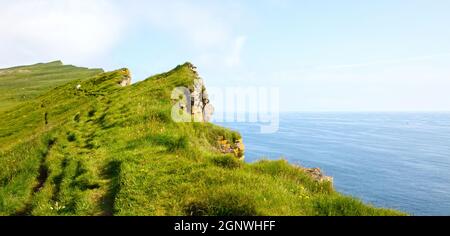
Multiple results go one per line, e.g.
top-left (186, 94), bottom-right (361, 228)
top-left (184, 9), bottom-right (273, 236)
top-left (0, 62), bottom-right (402, 216)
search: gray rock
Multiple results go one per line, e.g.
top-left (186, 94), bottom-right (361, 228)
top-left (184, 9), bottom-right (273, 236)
top-left (190, 74), bottom-right (214, 122)
top-left (120, 77), bottom-right (131, 87)
top-left (303, 167), bottom-right (334, 183)
top-left (119, 69), bottom-right (132, 87)
top-left (173, 64), bottom-right (215, 122)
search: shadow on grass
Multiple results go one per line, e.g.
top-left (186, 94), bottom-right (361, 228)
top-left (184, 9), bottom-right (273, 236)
top-left (100, 160), bottom-right (122, 216)
top-left (51, 158), bottom-right (69, 202)
top-left (13, 137), bottom-right (56, 216)
top-left (125, 133), bottom-right (188, 153)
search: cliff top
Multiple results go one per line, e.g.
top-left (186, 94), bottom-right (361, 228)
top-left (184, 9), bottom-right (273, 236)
top-left (0, 62), bottom-right (404, 216)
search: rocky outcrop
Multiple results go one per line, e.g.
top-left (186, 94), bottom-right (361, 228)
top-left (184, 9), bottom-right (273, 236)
top-left (179, 64), bottom-right (331, 182)
top-left (217, 136), bottom-right (245, 160)
top-left (301, 167), bottom-right (333, 183)
top-left (119, 68), bottom-right (132, 87)
top-left (186, 63), bottom-right (214, 122)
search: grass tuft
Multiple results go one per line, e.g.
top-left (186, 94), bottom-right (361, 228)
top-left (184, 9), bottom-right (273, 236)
top-left (184, 189), bottom-right (258, 216)
top-left (211, 155), bottom-right (242, 169)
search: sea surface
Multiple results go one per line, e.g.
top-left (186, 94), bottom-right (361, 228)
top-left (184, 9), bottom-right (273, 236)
top-left (216, 112), bottom-right (450, 216)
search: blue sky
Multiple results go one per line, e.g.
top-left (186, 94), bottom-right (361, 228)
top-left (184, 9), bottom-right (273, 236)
top-left (1, 0), bottom-right (450, 111)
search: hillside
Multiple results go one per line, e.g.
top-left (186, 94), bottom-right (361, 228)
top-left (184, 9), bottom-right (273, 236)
top-left (0, 61), bottom-right (103, 113)
top-left (0, 62), bottom-right (404, 216)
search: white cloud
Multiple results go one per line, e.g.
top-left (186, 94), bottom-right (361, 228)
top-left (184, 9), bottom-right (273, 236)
top-left (0, 0), bottom-right (125, 68)
top-left (0, 0), bottom-right (247, 71)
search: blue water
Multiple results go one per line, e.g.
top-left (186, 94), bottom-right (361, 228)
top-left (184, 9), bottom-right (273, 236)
top-left (216, 112), bottom-right (450, 216)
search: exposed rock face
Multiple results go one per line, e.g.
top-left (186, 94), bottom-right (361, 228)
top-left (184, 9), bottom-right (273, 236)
top-left (119, 68), bottom-right (132, 87)
top-left (183, 64), bottom-right (244, 159)
top-left (175, 64), bottom-right (243, 159)
top-left (217, 136), bottom-right (245, 160)
top-left (186, 63), bottom-right (214, 122)
top-left (301, 167), bottom-right (333, 183)
top-left (191, 78), bottom-right (205, 121)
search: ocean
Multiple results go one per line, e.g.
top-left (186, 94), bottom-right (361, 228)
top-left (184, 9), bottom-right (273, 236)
top-left (216, 112), bottom-right (450, 216)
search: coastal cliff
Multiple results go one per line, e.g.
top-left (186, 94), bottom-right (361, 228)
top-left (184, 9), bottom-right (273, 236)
top-left (0, 61), bottom-right (403, 216)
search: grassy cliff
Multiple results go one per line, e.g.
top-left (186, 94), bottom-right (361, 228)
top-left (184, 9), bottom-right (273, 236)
top-left (0, 62), bottom-right (404, 216)
top-left (0, 61), bottom-right (103, 113)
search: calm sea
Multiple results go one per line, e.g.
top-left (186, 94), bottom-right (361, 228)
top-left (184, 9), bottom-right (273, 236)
top-left (216, 112), bottom-right (450, 216)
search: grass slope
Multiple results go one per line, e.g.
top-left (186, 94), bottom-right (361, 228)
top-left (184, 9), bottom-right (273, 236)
top-left (0, 61), bottom-right (103, 113)
top-left (0, 63), bottom-right (405, 216)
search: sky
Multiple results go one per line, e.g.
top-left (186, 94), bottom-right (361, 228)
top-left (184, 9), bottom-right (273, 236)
top-left (1, 0), bottom-right (450, 112)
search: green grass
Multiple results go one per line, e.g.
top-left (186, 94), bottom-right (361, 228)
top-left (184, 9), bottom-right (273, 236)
top-left (0, 61), bottom-right (103, 113)
top-left (0, 62), bottom-right (406, 216)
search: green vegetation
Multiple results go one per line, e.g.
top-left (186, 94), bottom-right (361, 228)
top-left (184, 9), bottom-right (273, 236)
top-left (0, 62), bottom-right (405, 216)
top-left (0, 61), bottom-right (103, 113)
